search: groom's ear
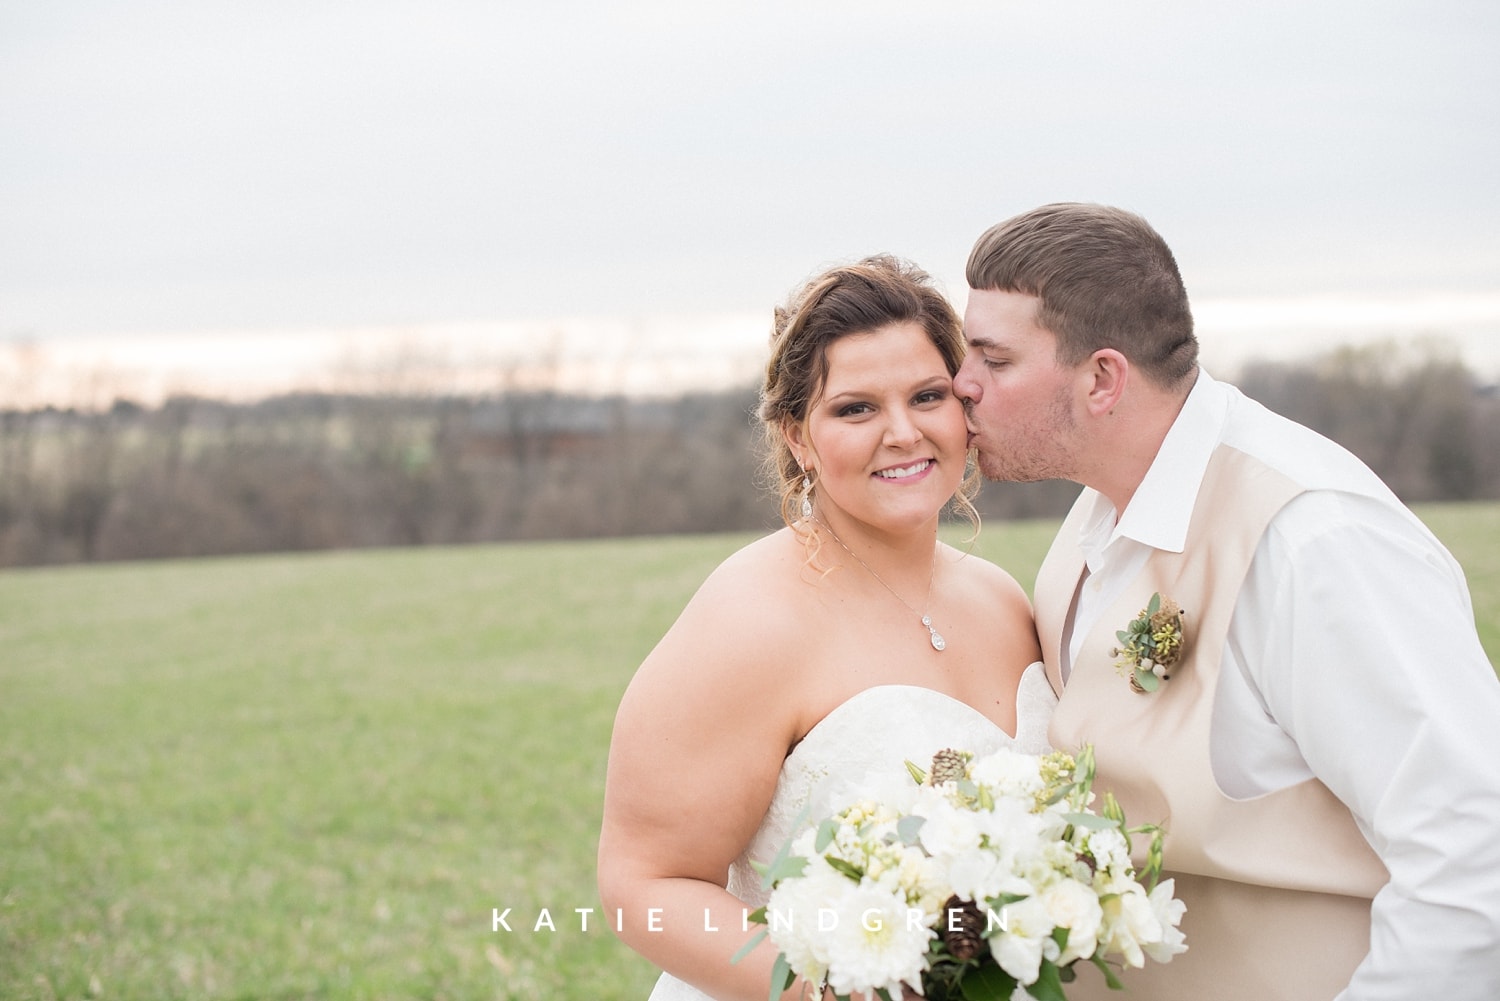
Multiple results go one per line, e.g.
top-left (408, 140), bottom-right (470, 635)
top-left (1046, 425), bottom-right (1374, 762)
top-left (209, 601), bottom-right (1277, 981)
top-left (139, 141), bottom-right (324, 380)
top-left (1082, 349), bottom-right (1129, 417)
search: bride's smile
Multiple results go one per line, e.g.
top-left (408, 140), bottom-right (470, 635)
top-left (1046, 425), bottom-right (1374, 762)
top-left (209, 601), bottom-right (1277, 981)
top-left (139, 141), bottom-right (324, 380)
top-left (873, 459), bottom-right (933, 480)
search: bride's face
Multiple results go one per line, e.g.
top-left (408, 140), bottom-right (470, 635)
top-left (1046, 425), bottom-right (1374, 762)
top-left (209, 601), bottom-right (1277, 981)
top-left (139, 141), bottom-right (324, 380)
top-left (790, 321), bottom-right (968, 535)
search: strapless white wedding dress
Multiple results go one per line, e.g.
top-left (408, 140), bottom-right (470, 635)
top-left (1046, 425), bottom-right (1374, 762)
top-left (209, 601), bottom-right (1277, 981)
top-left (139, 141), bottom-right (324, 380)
top-left (646, 662), bottom-right (1058, 1000)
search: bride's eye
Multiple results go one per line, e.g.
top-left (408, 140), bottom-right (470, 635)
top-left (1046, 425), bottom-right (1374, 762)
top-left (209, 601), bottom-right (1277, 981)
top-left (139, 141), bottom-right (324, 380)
top-left (913, 388), bottom-right (948, 406)
top-left (836, 401), bottom-right (873, 418)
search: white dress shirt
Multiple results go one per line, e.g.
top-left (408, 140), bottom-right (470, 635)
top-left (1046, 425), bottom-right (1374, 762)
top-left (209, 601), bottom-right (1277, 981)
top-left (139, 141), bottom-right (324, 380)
top-left (1061, 370), bottom-right (1500, 999)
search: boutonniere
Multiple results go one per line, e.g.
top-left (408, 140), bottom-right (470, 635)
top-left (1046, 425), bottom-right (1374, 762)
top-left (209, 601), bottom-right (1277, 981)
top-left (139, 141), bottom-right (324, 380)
top-left (1112, 593), bottom-right (1187, 694)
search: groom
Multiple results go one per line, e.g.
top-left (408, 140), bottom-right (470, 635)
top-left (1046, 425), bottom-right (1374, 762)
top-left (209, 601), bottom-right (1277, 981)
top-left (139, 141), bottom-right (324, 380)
top-left (955, 203), bottom-right (1500, 999)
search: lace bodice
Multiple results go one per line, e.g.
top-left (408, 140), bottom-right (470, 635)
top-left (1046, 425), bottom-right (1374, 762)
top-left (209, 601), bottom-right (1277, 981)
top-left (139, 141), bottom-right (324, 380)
top-left (648, 663), bottom-right (1057, 1000)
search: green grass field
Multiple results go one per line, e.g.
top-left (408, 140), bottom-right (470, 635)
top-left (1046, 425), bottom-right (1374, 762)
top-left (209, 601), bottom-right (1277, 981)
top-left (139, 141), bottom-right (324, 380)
top-left (2, 504), bottom-right (1496, 1000)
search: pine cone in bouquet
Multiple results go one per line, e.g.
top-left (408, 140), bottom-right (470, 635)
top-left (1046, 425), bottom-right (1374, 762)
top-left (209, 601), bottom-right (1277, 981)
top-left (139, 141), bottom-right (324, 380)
top-left (928, 748), bottom-right (970, 786)
top-left (939, 895), bottom-right (986, 961)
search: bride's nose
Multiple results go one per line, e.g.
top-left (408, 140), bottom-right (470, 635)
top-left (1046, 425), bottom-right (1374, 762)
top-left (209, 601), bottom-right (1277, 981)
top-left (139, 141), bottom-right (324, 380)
top-left (883, 407), bottom-right (923, 448)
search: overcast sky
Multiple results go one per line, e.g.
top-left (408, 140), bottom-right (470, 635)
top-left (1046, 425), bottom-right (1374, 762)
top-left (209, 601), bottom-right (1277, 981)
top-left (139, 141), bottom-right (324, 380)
top-left (2, 0), bottom-right (1497, 342)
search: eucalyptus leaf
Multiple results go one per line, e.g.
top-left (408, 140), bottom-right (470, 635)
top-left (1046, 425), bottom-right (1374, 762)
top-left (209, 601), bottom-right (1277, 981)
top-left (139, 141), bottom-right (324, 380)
top-left (985, 891), bottom-right (1030, 908)
top-left (1134, 667), bottom-right (1159, 692)
top-left (897, 814), bottom-right (926, 845)
top-left (815, 817), bottom-right (840, 853)
top-left (730, 928), bottom-right (767, 965)
top-left (761, 801), bottom-right (813, 890)
top-left (761, 853), bottom-right (808, 885)
top-left (768, 953), bottom-right (794, 1001)
top-left (1042, 785), bottom-right (1073, 806)
top-left (1062, 811), bottom-right (1118, 830)
top-left (1147, 592), bottom-right (1161, 615)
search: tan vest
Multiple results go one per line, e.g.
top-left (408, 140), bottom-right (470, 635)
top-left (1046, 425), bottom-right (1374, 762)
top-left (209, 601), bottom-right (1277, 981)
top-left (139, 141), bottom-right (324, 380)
top-left (1036, 446), bottom-right (1388, 1000)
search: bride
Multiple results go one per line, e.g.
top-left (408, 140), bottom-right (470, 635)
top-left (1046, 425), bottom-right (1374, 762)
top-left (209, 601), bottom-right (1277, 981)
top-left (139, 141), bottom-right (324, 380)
top-left (597, 256), bottom-right (1055, 1000)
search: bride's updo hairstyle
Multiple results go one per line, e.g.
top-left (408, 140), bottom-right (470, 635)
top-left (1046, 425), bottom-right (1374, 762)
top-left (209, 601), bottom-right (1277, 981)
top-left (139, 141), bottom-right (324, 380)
top-left (758, 254), bottom-right (979, 531)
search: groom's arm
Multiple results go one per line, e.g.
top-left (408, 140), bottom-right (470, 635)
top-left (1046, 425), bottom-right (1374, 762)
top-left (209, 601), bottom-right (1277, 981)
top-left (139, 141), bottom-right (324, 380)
top-left (1231, 491), bottom-right (1500, 999)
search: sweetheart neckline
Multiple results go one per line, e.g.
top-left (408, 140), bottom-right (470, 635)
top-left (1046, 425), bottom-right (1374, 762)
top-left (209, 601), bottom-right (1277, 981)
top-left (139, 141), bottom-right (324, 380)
top-left (788, 662), bottom-right (1048, 757)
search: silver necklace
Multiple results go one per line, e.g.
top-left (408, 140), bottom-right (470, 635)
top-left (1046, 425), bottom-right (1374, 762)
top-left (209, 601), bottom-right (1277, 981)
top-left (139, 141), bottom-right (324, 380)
top-left (814, 516), bottom-right (946, 652)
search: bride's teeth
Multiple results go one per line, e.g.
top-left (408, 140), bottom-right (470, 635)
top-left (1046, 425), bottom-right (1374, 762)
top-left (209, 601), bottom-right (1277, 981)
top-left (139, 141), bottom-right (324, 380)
top-left (876, 460), bottom-right (930, 479)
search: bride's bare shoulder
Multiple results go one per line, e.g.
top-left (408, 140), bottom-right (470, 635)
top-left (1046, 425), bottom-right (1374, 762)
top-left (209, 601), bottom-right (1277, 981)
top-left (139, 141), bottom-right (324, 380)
top-left (941, 543), bottom-right (1041, 664)
top-left (619, 528), bottom-right (816, 735)
top-left (682, 528), bottom-right (819, 632)
top-left (941, 543), bottom-right (1032, 608)
top-left (644, 529), bottom-right (816, 659)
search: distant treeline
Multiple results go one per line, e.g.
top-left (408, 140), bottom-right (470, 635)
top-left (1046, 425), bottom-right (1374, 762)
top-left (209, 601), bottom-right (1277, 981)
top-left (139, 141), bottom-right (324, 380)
top-left (1, 341), bottom-right (1496, 567)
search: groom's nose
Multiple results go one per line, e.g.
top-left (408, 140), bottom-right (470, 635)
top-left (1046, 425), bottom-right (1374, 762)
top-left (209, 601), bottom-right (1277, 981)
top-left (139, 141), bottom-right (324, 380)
top-left (954, 357), bottom-right (981, 404)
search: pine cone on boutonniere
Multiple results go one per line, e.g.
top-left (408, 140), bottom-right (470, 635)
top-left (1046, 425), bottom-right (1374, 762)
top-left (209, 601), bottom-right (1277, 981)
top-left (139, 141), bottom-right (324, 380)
top-left (1111, 593), bottom-right (1187, 694)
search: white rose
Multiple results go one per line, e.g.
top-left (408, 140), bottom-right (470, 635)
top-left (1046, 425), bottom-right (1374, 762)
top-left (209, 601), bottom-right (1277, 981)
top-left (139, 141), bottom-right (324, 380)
top-left (1040, 879), bottom-right (1102, 964)
top-left (987, 896), bottom-right (1055, 985)
top-left (945, 850), bottom-right (1007, 903)
top-left (917, 801), bottom-right (982, 858)
top-left (1098, 887), bottom-right (1161, 969)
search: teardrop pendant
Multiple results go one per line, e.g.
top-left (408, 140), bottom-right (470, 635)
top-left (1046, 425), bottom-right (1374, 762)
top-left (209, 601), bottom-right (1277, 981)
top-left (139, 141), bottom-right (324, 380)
top-left (922, 615), bottom-right (946, 652)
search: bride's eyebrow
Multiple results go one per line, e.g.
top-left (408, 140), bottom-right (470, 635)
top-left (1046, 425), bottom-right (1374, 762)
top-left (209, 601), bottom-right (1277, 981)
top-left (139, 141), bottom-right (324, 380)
top-left (823, 375), bottom-right (949, 406)
top-left (820, 388), bottom-right (869, 408)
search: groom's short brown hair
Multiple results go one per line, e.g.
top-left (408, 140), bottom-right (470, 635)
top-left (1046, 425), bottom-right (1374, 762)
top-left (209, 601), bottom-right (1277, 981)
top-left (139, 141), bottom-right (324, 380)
top-left (967, 203), bottom-right (1199, 387)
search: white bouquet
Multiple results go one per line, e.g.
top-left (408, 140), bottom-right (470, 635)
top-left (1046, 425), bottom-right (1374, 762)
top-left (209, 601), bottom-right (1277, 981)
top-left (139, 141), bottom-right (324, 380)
top-left (736, 746), bottom-right (1185, 1001)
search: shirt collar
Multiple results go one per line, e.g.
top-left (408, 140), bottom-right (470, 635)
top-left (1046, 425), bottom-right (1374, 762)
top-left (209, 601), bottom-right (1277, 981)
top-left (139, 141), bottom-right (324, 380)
top-left (1076, 368), bottom-right (1228, 560)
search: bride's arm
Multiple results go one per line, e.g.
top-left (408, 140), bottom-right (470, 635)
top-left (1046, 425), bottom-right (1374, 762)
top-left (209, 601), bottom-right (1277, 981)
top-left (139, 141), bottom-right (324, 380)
top-left (598, 555), bottom-right (823, 1001)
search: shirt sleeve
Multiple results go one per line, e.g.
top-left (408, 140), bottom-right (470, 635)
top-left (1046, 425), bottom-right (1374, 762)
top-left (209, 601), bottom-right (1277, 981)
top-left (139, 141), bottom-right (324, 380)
top-left (1228, 490), bottom-right (1500, 999)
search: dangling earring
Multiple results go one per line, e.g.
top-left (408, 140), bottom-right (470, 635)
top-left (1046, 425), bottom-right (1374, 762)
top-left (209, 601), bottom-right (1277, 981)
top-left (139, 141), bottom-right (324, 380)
top-left (797, 461), bottom-right (814, 521)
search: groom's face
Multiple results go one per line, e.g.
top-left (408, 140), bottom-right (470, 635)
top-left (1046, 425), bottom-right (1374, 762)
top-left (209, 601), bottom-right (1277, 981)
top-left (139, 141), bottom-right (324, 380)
top-left (954, 289), bottom-right (1081, 482)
